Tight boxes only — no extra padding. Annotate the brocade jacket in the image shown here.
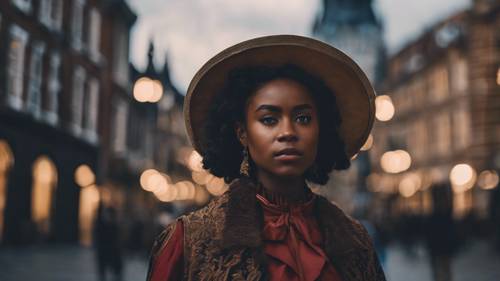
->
[146,178,386,281]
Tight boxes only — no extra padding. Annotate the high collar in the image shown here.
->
[218,178,370,259]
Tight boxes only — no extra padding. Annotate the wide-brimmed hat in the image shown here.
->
[184,35,375,158]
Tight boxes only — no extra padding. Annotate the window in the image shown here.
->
[111,97,128,154]
[83,78,99,143]
[71,0,85,51]
[27,41,46,119]
[88,8,101,62]
[112,23,130,87]
[6,24,29,111]
[11,0,32,14]
[43,52,61,125]
[453,103,471,150]
[71,66,86,136]
[31,156,58,238]
[451,57,468,94]
[434,112,451,156]
[429,66,449,103]
[39,0,63,30]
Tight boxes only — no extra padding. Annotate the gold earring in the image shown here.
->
[240,146,250,177]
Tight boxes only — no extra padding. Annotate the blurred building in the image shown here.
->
[312,0,385,213]
[369,0,500,224]
[0,0,138,245]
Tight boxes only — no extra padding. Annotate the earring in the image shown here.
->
[240,146,250,177]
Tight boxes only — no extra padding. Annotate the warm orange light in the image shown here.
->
[194,185,210,205]
[497,68,500,86]
[380,150,411,174]
[375,95,395,122]
[360,134,373,151]
[140,169,158,191]
[133,77,163,103]
[75,164,95,188]
[188,150,204,172]
[192,170,213,185]
[478,170,499,190]
[206,177,227,196]
[450,164,476,193]
[399,173,421,198]
[154,184,177,202]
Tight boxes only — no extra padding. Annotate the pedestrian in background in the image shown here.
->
[95,204,123,281]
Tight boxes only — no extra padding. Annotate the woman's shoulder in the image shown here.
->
[314,195,374,250]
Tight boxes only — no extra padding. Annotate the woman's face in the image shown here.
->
[238,78,319,180]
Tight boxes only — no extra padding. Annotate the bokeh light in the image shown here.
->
[477,170,499,190]
[399,173,421,198]
[375,95,395,122]
[380,150,412,174]
[450,163,476,193]
[206,176,227,196]
[133,77,163,103]
[74,164,95,188]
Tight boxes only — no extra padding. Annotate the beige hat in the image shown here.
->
[184,35,375,158]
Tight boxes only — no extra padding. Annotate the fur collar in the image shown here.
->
[218,178,370,258]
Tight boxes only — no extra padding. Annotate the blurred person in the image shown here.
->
[146,35,385,281]
[425,184,457,281]
[95,204,123,281]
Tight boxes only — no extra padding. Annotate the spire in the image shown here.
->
[317,0,378,27]
[145,39,156,77]
[162,51,171,84]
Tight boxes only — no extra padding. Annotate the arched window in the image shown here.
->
[75,164,99,246]
[31,156,58,237]
[0,140,14,242]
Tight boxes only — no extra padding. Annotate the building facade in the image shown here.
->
[0,0,136,245]
[369,0,500,223]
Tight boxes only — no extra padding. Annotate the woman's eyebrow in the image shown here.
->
[255,104,281,112]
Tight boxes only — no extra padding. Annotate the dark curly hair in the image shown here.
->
[201,64,350,185]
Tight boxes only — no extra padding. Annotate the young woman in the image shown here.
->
[147,35,386,281]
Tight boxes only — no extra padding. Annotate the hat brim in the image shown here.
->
[184,35,375,158]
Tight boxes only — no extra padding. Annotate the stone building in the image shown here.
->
[312,0,385,213]
[0,0,136,245]
[369,0,500,222]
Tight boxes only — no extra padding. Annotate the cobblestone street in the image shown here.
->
[0,240,499,281]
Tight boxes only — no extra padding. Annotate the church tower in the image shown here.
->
[313,0,385,84]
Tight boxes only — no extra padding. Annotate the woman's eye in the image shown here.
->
[260,116,277,125]
[296,115,311,124]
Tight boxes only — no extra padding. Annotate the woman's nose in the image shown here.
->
[277,119,298,142]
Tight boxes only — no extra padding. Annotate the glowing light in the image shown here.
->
[140,169,158,191]
[351,153,358,160]
[399,173,421,198]
[148,173,168,193]
[450,164,476,193]
[375,95,395,122]
[175,181,196,200]
[380,150,412,174]
[194,185,210,205]
[154,184,177,202]
[188,150,204,172]
[497,68,500,86]
[360,134,373,151]
[75,164,95,188]
[133,77,154,102]
[133,77,163,103]
[192,170,213,185]
[206,177,227,196]
[477,170,499,190]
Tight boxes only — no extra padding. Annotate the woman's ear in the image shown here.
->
[235,122,248,147]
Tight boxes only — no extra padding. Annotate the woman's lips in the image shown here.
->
[274,148,302,161]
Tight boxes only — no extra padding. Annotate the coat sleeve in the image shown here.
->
[146,220,184,281]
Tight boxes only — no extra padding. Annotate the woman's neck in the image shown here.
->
[255,170,307,203]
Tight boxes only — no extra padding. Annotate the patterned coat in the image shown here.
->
[147,178,386,281]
